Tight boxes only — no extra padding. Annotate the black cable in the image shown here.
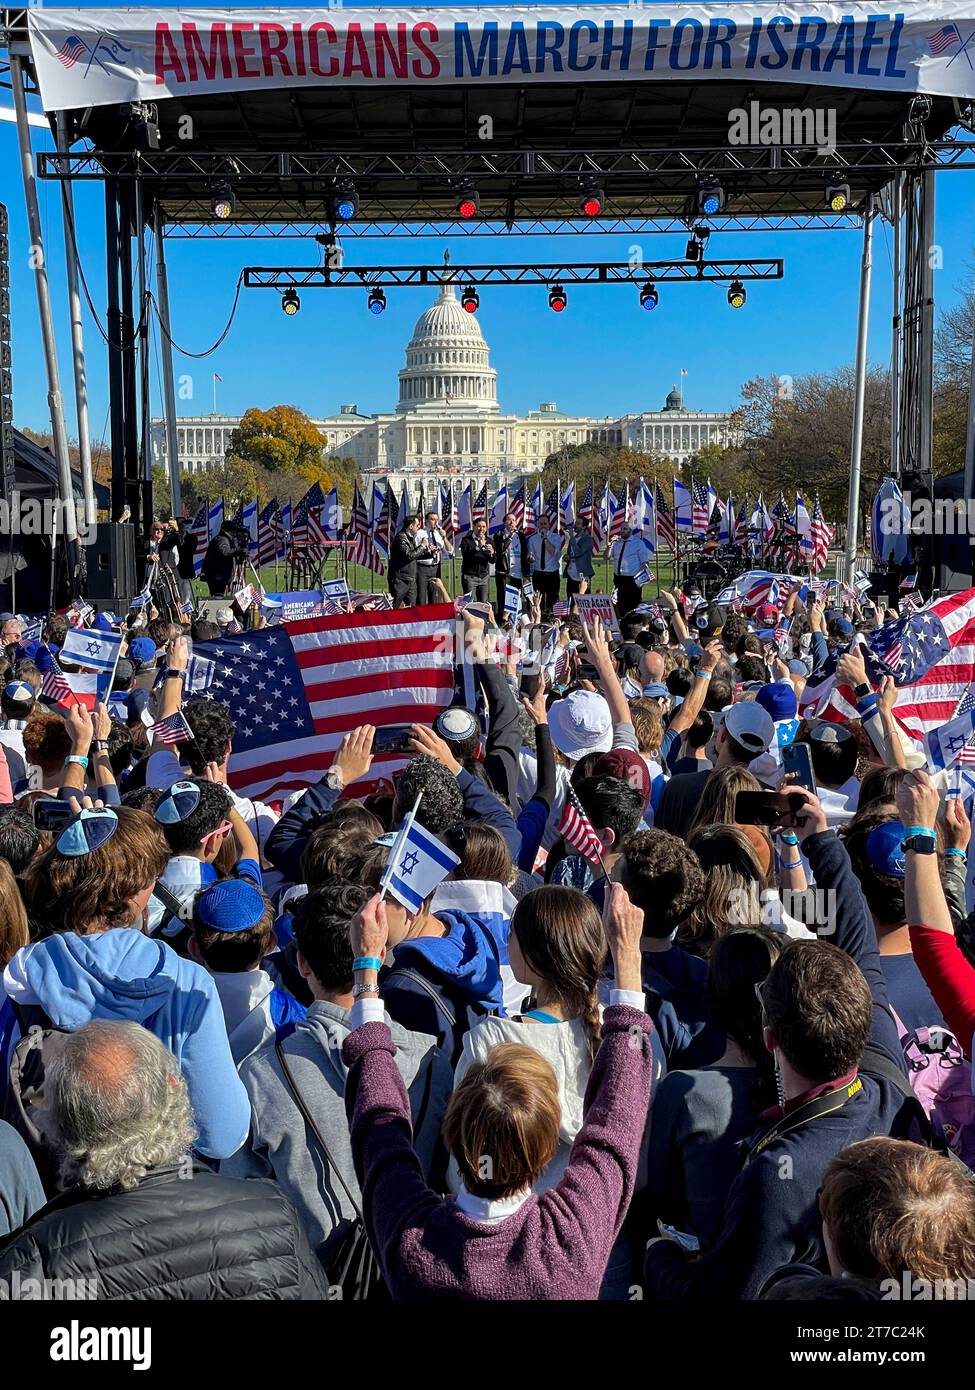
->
[147,274,244,359]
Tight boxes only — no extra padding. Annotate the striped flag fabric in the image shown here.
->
[692,480,713,536]
[40,667,98,711]
[560,480,576,529]
[277,502,292,559]
[810,494,834,573]
[457,482,473,537]
[256,500,279,568]
[152,712,194,747]
[578,480,596,532]
[188,503,209,576]
[55,34,89,67]
[930,23,962,52]
[557,786,606,870]
[351,485,381,574]
[674,477,693,532]
[543,483,560,532]
[489,480,508,534]
[372,486,392,562]
[61,626,123,676]
[208,498,224,540]
[472,482,489,527]
[188,602,461,802]
[524,480,542,537]
[867,589,975,743]
[508,479,526,530]
[655,480,676,548]
[795,492,813,555]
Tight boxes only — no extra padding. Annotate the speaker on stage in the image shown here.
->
[85,522,137,605]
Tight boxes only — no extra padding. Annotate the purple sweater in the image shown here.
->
[341,1004,655,1300]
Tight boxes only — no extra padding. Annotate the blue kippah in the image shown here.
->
[154,780,201,825]
[866,820,907,879]
[56,807,119,858]
[196,879,266,933]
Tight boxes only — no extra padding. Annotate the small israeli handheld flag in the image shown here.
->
[633,562,653,587]
[379,793,461,914]
[322,577,351,606]
[503,583,522,623]
[926,695,975,772]
[60,626,124,675]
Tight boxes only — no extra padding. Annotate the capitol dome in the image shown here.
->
[397,256,499,414]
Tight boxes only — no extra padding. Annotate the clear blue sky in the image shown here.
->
[3,0,974,446]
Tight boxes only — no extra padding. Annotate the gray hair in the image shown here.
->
[48,1020,197,1192]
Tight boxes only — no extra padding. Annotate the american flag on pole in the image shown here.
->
[592,482,608,550]
[608,481,628,542]
[508,479,526,531]
[543,483,560,532]
[350,484,380,574]
[578,479,596,532]
[557,786,606,870]
[255,500,279,568]
[692,480,713,537]
[524,481,542,537]
[655,480,676,548]
[188,603,461,802]
[472,482,489,527]
[371,485,392,564]
[188,503,209,577]
[810,494,834,574]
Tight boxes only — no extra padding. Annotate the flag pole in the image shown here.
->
[378,791,424,903]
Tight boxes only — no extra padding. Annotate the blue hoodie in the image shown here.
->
[381,908,506,1065]
[3,929,250,1159]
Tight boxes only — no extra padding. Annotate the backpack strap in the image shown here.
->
[388,966,457,1030]
[274,1040,363,1223]
[147,880,186,937]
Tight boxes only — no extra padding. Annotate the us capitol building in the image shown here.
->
[151,266,735,493]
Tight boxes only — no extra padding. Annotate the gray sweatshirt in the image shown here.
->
[223,1000,452,1264]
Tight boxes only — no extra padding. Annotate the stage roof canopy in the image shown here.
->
[5,5,975,230]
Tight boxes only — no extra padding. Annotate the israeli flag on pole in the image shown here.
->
[380,794,461,914]
[185,651,216,695]
[61,626,123,675]
[926,694,975,771]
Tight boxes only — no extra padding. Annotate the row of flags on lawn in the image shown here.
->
[186,477,835,580]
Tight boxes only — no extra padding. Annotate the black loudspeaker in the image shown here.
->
[85,522,137,604]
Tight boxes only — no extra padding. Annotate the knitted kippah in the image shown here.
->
[154,780,202,825]
[196,879,266,933]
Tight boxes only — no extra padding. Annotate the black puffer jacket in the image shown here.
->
[0,1163,329,1299]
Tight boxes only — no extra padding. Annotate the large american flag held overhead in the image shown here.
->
[189,603,461,803]
[867,588,975,743]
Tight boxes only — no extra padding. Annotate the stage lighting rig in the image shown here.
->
[334,182,359,221]
[461,285,480,313]
[368,287,387,315]
[281,288,300,316]
[697,178,725,216]
[455,183,480,219]
[548,283,567,313]
[639,282,659,311]
[727,280,746,309]
[579,182,605,217]
[211,183,235,220]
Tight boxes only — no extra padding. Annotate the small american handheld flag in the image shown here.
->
[557,786,608,875]
[152,712,193,747]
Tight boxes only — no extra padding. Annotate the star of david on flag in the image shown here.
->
[379,792,461,914]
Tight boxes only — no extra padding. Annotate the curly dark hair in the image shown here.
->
[157,777,232,855]
[43,615,67,648]
[122,786,164,814]
[617,829,705,939]
[181,699,236,773]
[292,879,370,992]
[106,719,134,776]
[394,754,464,835]
[720,611,748,651]
[300,803,384,885]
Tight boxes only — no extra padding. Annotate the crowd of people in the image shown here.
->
[0,566,974,1305]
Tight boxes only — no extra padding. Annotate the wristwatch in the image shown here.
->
[902,834,937,855]
[161,667,186,681]
[93,739,109,752]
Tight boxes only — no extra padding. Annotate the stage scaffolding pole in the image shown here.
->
[55,112,96,541]
[844,195,875,576]
[889,175,903,481]
[963,321,975,520]
[153,206,182,517]
[10,56,79,586]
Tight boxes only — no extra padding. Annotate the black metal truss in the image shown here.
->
[243,258,783,290]
[163,211,862,238]
[38,141,975,183]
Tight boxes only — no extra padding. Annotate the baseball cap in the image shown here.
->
[866,820,906,879]
[196,879,267,933]
[834,618,855,637]
[758,603,779,624]
[593,748,652,809]
[723,700,775,755]
[128,636,157,666]
[547,690,613,764]
[215,606,235,626]
[92,612,115,632]
[787,659,809,677]
[113,657,134,685]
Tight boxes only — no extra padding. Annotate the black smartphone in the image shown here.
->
[371,725,414,755]
[735,790,806,827]
[33,799,79,832]
[781,741,817,795]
